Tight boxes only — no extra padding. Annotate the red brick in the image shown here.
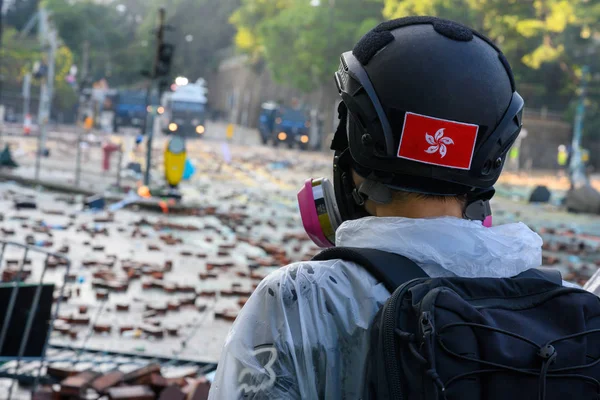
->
[215,311,238,322]
[141,324,164,338]
[122,364,161,385]
[167,300,181,311]
[107,385,154,400]
[91,371,124,394]
[159,385,186,400]
[93,324,111,333]
[60,370,99,396]
[120,325,135,334]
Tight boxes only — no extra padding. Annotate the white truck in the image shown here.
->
[160,79,208,138]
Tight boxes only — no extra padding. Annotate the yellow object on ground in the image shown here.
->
[557,150,568,166]
[164,136,186,187]
[582,149,590,163]
[84,116,93,131]
[137,185,151,198]
[226,124,235,140]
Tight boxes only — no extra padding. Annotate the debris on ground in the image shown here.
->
[30,362,211,400]
[565,185,600,215]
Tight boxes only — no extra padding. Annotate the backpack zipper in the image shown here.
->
[382,279,422,399]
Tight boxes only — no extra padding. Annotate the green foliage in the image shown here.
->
[0,27,77,111]
[44,0,150,86]
[162,0,241,80]
[0,28,40,82]
[382,0,600,137]
[230,0,294,61]
[231,0,384,92]
[229,0,600,135]
[4,0,599,136]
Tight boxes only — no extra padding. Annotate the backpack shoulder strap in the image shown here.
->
[312,247,428,292]
[514,267,563,285]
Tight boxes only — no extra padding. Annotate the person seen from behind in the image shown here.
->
[209,17,599,400]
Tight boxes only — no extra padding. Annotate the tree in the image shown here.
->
[43,0,151,86]
[161,0,241,80]
[230,0,294,63]
[5,0,40,32]
[43,0,241,88]
[382,0,600,136]
[0,26,76,112]
[0,27,39,87]
[230,0,384,92]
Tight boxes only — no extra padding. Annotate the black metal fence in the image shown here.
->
[0,240,71,398]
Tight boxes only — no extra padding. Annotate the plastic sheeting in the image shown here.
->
[209,217,544,399]
[183,158,196,180]
[337,217,543,278]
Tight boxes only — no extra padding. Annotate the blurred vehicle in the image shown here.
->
[271,106,312,150]
[160,80,208,138]
[4,108,18,123]
[258,101,279,144]
[113,90,158,132]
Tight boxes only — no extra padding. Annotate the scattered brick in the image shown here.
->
[91,371,125,394]
[60,370,99,397]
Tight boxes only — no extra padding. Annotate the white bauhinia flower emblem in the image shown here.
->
[425,128,454,158]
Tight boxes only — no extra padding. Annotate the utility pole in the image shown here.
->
[75,40,90,187]
[569,65,590,189]
[324,0,335,151]
[327,0,334,56]
[322,0,335,151]
[143,7,166,186]
[22,73,31,131]
[34,8,57,182]
[0,0,4,109]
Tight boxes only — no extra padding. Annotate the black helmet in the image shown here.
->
[332,16,523,209]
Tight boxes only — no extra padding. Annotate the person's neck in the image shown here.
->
[374,199,463,219]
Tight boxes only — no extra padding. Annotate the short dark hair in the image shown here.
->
[392,190,467,207]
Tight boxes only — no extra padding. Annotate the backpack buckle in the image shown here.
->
[537,344,556,361]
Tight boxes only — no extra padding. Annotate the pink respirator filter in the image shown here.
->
[298,179,335,248]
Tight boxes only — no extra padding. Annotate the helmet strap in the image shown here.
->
[355,178,394,205]
[463,188,495,222]
[464,199,492,222]
[330,102,349,151]
[334,149,371,221]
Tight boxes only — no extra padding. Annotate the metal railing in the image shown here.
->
[0,240,218,399]
[0,127,135,194]
[0,240,71,398]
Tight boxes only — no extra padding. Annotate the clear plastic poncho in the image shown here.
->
[208,217,544,399]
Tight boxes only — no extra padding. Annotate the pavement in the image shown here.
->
[0,123,330,399]
[1,122,600,398]
[0,121,329,203]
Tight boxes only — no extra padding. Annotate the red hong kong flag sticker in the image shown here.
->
[397,112,479,170]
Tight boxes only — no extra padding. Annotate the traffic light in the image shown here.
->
[158,79,170,95]
[155,43,175,77]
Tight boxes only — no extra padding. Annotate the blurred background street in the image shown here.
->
[0,0,598,398]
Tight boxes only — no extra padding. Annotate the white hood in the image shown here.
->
[336,216,543,278]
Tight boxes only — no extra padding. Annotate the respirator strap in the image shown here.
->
[464,187,495,222]
[464,199,492,221]
[356,179,393,205]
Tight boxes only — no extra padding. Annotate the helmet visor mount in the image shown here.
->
[335,51,396,158]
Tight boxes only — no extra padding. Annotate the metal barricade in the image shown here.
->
[0,240,219,398]
[0,240,71,399]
